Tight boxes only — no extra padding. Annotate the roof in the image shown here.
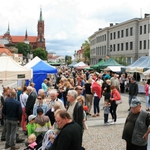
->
[11,36,37,43]
[0,44,13,56]
[99,58,122,69]
[125,56,150,72]
[91,60,105,68]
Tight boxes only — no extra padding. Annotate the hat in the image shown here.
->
[130,97,141,108]
[37,107,44,114]
[28,115,36,122]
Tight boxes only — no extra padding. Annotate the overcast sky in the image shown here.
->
[0,0,150,58]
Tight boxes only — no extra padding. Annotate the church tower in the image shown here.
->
[37,7,46,50]
[3,23,11,41]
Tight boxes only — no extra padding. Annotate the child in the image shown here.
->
[26,115,36,136]
[103,100,110,125]
[34,107,51,136]
[24,134,37,150]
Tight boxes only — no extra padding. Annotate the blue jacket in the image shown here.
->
[2,97,22,121]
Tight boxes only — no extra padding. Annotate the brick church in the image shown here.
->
[0,8,46,50]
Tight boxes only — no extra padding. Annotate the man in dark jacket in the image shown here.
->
[122,97,150,150]
[2,89,22,150]
[49,110,82,150]
[128,77,138,111]
[26,86,37,119]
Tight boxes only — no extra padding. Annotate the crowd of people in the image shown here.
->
[1,67,150,150]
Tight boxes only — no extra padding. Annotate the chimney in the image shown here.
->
[99,28,102,30]
[110,23,113,27]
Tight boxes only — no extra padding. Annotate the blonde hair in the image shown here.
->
[28,134,36,142]
[77,95,85,106]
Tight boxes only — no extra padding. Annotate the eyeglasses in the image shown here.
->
[37,98,42,100]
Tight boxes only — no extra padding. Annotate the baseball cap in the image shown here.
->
[130,97,141,108]
[28,115,36,122]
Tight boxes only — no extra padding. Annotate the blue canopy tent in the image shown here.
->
[25,57,57,92]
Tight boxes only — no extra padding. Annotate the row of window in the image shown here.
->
[110,27,133,40]
[110,42,133,51]
[91,24,150,46]
[91,40,150,55]
[96,34,106,43]
[139,40,150,49]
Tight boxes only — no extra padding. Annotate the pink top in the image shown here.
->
[29,142,37,149]
[145,84,149,96]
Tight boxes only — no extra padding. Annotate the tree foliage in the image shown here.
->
[32,48,48,60]
[65,55,72,65]
[113,55,127,66]
[16,43,31,57]
[82,39,90,64]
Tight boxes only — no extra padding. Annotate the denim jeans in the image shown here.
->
[129,95,134,105]
[145,95,150,108]
[104,114,108,123]
[93,96,100,114]
[6,119,17,147]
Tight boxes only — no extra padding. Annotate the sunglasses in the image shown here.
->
[78,89,83,90]
[37,98,42,100]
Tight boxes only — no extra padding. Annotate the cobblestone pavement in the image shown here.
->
[0,93,146,150]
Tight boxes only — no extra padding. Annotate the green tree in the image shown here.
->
[113,55,127,66]
[65,55,72,65]
[32,48,48,60]
[82,39,90,64]
[16,43,31,57]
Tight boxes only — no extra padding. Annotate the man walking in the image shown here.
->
[128,77,138,111]
[2,89,22,150]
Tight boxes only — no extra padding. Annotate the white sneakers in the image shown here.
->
[110,121,116,125]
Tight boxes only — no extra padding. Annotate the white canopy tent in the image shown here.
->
[143,69,150,76]
[0,56,32,80]
[104,66,124,72]
[73,61,87,68]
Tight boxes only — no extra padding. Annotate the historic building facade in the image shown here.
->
[89,14,150,65]
[0,8,46,50]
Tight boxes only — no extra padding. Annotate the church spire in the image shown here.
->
[25,28,28,40]
[6,23,10,34]
[8,23,10,33]
[39,6,43,21]
[24,28,29,44]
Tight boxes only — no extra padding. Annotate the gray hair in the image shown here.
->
[27,86,33,91]
[68,90,78,99]
[49,89,58,95]
[53,101,61,110]
[38,89,45,95]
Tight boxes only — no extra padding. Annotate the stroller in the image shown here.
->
[24,133,44,150]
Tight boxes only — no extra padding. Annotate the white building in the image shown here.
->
[89,14,150,65]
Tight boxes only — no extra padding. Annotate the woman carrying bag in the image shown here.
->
[109,85,121,124]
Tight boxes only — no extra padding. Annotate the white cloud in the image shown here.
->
[0,0,150,57]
